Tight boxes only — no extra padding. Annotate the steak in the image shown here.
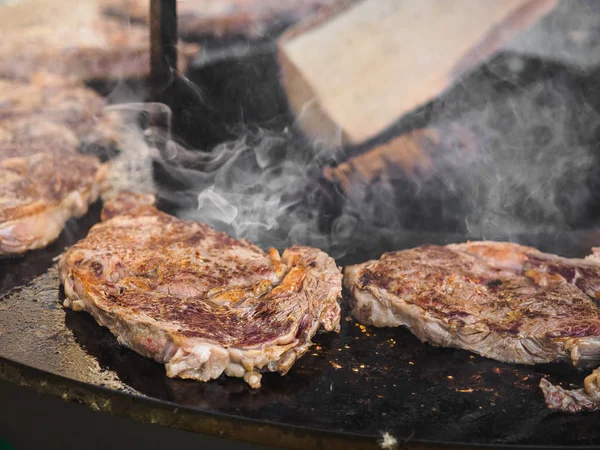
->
[0,75,120,152]
[3,118,79,151]
[540,371,600,413]
[0,150,107,256]
[0,76,104,126]
[344,241,600,367]
[59,192,342,388]
[0,74,115,256]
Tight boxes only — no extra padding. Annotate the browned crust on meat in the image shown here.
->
[0,151,107,255]
[0,153,105,221]
[0,76,104,121]
[0,71,114,257]
[100,191,157,221]
[1,118,79,151]
[59,196,341,387]
[344,241,600,368]
[0,75,122,151]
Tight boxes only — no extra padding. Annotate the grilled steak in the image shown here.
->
[0,151,107,256]
[0,76,103,126]
[59,192,342,388]
[540,372,600,413]
[0,18,199,82]
[4,118,79,150]
[344,241,600,368]
[0,75,111,255]
[0,75,120,151]
[0,125,13,144]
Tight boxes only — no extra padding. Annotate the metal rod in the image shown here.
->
[150,0,178,101]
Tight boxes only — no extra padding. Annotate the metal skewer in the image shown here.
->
[150,0,178,102]
[149,0,178,152]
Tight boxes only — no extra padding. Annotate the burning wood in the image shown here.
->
[323,125,476,195]
[278,0,558,146]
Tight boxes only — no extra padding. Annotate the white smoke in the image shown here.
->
[99,101,168,199]
[154,125,353,256]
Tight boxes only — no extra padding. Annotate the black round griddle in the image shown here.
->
[2,204,600,450]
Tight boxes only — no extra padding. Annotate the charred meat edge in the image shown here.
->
[59,245,341,388]
[540,368,600,413]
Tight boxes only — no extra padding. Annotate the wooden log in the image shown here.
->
[323,125,476,194]
[278,0,558,146]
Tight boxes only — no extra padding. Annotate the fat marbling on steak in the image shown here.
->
[59,193,342,388]
[344,241,600,368]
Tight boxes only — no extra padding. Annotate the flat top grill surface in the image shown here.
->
[2,204,600,449]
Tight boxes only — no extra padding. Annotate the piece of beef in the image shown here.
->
[0,151,107,256]
[0,18,200,82]
[344,241,600,368]
[0,125,13,144]
[540,371,600,413]
[0,75,104,126]
[0,75,120,152]
[6,118,79,150]
[58,192,342,388]
[0,74,113,256]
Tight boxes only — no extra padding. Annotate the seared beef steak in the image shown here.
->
[0,75,120,151]
[0,151,106,256]
[0,75,112,256]
[59,193,342,388]
[540,371,600,413]
[344,241,600,368]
